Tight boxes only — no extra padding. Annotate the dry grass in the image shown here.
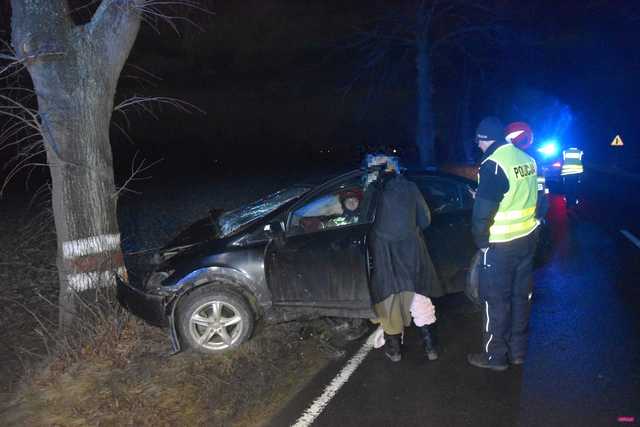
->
[0,194,58,398]
[3,307,332,427]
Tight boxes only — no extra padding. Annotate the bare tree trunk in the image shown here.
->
[460,63,474,163]
[416,39,434,167]
[11,0,141,326]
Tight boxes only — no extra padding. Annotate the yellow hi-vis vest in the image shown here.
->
[561,147,584,175]
[480,144,539,243]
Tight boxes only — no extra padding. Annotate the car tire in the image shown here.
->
[176,286,254,354]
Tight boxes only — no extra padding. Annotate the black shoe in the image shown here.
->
[417,325,439,361]
[384,333,402,362]
[467,353,508,371]
[509,355,525,365]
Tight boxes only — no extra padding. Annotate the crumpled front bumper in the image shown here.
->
[116,276,169,327]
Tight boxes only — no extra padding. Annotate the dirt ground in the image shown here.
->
[0,172,349,426]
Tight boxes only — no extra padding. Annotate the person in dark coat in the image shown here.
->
[367,154,443,362]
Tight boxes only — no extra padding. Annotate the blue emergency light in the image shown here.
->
[537,140,559,157]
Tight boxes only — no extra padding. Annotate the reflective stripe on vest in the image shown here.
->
[494,206,536,221]
[481,144,539,243]
[561,165,584,175]
[490,217,539,240]
[562,148,583,175]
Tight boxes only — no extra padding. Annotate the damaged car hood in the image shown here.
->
[157,186,311,261]
[166,209,223,249]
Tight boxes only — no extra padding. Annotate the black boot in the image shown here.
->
[467,353,508,371]
[383,333,402,362]
[418,325,439,361]
[508,354,525,365]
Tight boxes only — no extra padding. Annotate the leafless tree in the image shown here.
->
[345,0,502,167]
[5,0,207,326]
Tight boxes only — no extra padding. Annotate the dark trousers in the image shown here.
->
[479,229,538,364]
[563,174,581,207]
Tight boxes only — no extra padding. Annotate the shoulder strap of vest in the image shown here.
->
[482,150,509,177]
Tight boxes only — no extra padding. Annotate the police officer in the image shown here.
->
[505,121,550,221]
[467,117,540,371]
[561,147,584,208]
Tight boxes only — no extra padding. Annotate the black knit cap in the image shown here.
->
[476,116,504,144]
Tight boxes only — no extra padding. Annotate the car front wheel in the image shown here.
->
[176,286,254,353]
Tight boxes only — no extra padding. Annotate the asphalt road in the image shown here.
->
[269,171,640,427]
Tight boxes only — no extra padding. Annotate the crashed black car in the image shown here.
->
[117,168,480,353]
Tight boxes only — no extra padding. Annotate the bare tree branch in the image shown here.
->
[1,148,48,197]
[110,95,204,148]
[0,42,64,79]
[133,0,214,35]
[120,63,163,88]
[10,0,72,66]
[114,95,205,116]
[87,0,144,77]
[111,121,136,145]
[430,25,501,52]
[113,151,163,198]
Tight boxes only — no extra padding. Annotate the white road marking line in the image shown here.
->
[620,229,640,250]
[292,332,375,427]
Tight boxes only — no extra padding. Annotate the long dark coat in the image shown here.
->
[370,174,444,304]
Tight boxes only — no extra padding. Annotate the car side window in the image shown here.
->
[288,174,374,234]
[412,176,464,215]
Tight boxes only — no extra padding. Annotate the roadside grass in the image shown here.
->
[3,288,333,426]
[0,196,59,399]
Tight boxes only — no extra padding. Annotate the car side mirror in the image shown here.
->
[264,221,286,243]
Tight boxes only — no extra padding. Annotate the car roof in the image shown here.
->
[295,167,477,189]
[405,169,477,186]
[294,166,383,188]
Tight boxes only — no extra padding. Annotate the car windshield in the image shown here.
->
[218,186,311,237]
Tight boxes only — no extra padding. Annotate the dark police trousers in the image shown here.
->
[479,229,539,364]
[563,174,581,208]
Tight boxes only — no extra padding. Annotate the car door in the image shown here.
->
[409,175,477,293]
[264,171,378,318]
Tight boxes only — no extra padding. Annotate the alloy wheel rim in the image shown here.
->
[189,300,244,350]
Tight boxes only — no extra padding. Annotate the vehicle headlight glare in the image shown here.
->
[537,140,559,157]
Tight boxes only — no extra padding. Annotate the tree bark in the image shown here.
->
[415,38,434,167]
[11,0,142,326]
[460,63,474,163]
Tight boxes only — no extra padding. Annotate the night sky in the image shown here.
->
[0,0,638,191]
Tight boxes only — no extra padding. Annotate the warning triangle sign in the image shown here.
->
[611,135,624,146]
